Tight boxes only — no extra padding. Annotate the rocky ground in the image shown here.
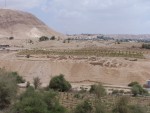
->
[0,38,149,88]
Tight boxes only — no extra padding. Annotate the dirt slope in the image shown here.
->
[0,9,62,39]
[0,52,149,87]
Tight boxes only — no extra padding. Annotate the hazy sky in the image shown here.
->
[0,0,150,34]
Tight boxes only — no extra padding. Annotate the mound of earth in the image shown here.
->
[0,9,62,39]
[0,52,150,87]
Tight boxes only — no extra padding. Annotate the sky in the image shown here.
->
[0,0,150,34]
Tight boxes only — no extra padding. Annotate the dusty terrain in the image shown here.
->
[0,39,149,88]
[0,9,62,39]
[0,9,150,88]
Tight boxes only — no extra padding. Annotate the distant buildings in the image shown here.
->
[0,45,9,48]
[68,34,150,42]
[143,80,150,88]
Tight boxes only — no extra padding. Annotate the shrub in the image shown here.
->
[26,54,30,58]
[28,39,33,44]
[79,87,87,93]
[74,100,92,113]
[128,81,139,87]
[13,88,49,113]
[26,81,30,88]
[128,81,148,96]
[39,36,49,42]
[112,90,124,95]
[90,84,106,98]
[0,70,17,109]
[33,77,41,89]
[89,85,96,93]
[9,37,14,40]
[131,85,140,96]
[95,101,107,113]
[12,87,66,113]
[113,96,146,113]
[112,90,119,95]
[142,43,150,49]
[67,38,71,43]
[74,93,81,99]
[117,41,120,44]
[131,84,148,96]
[129,105,146,113]
[8,72,25,83]
[113,96,130,113]
[63,40,66,43]
[15,96,48,113]
[50,36,56,40]
[119,90,124,94]
[49,74,71,92]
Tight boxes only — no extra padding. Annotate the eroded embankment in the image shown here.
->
[0,54,149,86]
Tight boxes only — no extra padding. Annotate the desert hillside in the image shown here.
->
[0,9,149,88]
[0,9,62,39]
[0,47,149,87]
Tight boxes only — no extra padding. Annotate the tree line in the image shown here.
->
[0,68,149,113]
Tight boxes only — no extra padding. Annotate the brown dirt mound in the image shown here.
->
[0,9,62,39]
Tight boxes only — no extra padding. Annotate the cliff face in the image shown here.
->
[0,9,61,39]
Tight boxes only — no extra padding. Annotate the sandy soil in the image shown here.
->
[0,50,149,87]
[0,9,150,89]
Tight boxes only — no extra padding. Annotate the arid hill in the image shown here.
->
[0,9,61,39]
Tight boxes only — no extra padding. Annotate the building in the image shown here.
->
[0,45,10,48]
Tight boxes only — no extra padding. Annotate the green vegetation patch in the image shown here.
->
[0,69,18,109]
[142,43,150,49]
[49,74,71,92]
[12,87,66,113]
[18,49,144,59]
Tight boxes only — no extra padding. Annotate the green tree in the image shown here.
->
[131,85,140,96]
[13,89,48,113]
[12,87,66,113]
[49,74,71,92]
[39,36,49,42]
[74,100,93,113]
[0,70,17,109]
[131,84,148,96]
